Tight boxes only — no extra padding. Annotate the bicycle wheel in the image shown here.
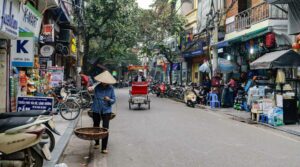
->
[59,100,81,120]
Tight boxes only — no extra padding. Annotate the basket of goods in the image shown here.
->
[74,127,108,140]
[87,110,116,120]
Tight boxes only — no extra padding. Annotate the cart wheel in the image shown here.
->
[129,102,132,110]
[148,102,150,110]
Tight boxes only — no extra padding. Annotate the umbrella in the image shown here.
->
[217,58,236,73]
[199,61,211,73]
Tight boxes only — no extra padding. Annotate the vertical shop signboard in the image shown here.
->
[0,0,19,39]
[48,67,64,87]
[19,3,42,38]
[11,32,35,67]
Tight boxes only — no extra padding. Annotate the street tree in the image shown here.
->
[83,0,140,72]
[137,0,185,83]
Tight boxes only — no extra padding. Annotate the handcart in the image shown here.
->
[129,82,150,109]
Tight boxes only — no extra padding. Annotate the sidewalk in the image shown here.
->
[201,105,300,137]
[43,112,80,167]
[57,110,96,167]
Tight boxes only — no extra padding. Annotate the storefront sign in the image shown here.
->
[19,3,42,38]
[41,24,54,42]
[48,67,64,87]
[70,36,77,55]
[0,0,19,39]
[128,65,148,71]
[40,45,54,57]
[17,96,54,112]
[11,32,35,67]
[39,57,50,70]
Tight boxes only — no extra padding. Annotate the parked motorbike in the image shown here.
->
[157,82,167,98]
[149,81,160,95]
[0,115,52,167]
[0,110,59,152]
[198,86,209,105]
[184,85,197,107]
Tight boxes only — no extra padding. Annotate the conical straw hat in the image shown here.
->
[94,71,117,84]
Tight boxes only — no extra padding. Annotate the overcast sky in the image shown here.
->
[136,0,154,9]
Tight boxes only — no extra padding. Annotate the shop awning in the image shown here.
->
[214,27,270,48]
[266,0,295,4]
[250,50,300,69]
[182,41,205,58]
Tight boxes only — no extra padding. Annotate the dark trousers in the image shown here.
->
[93,112,111,150]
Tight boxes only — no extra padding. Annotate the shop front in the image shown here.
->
[8,2,57,112]
[248,49,300,126]
[0,0,20,112]
[182,40,206,84]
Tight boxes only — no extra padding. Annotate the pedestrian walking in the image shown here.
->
[88,71,117,154]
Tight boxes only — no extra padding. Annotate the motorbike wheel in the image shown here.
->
[41,129,55,152]
[60,101,81,120]
[148,102,150,110]
[30,149,44,167]
[129,102,132,110]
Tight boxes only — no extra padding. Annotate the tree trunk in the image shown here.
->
[169,62,173,84]
[82,36,90,73]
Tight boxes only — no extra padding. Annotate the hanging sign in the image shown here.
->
[41,24,54,42]
[19,3,42,38]
[0,0,20,39]
[11,32,35,67]
[40,45,55,57]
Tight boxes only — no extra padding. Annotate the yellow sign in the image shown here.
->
[70,37,77,54]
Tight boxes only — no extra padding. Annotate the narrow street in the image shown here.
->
[61,88,300,167]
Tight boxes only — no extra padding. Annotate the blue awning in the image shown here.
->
[216,41,229,49]
[182,41,205,58]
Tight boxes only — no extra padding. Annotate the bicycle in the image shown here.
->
[66,88,92,109]
[47,89,81,120]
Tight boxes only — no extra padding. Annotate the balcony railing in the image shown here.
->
[226,2,288,34]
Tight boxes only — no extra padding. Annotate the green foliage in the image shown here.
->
[136,0,185,58]
[83,0,185,70]
[84,0,140,67]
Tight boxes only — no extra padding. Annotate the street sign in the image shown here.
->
[17,96,54,112]
[11,32,35,67]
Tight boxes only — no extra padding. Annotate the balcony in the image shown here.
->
[226,2,288,34]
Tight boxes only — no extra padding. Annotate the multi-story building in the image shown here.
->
[215,0,290,80]
[0,0,81,112]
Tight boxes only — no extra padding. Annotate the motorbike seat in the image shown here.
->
[0,117,35,133]
[0,110,50,119]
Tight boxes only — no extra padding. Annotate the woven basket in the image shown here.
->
[87,110,116,120]
[74,127,108,140]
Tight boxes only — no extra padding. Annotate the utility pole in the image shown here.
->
[211,0,219,76]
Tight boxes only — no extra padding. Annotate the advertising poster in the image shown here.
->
[48,67,64,87]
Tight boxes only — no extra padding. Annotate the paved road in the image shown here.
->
[62,88,300,167]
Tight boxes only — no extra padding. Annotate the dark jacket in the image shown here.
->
[134,75,146,82]
[91,85,116,114]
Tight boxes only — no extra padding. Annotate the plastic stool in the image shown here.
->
[207,93,220,108]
